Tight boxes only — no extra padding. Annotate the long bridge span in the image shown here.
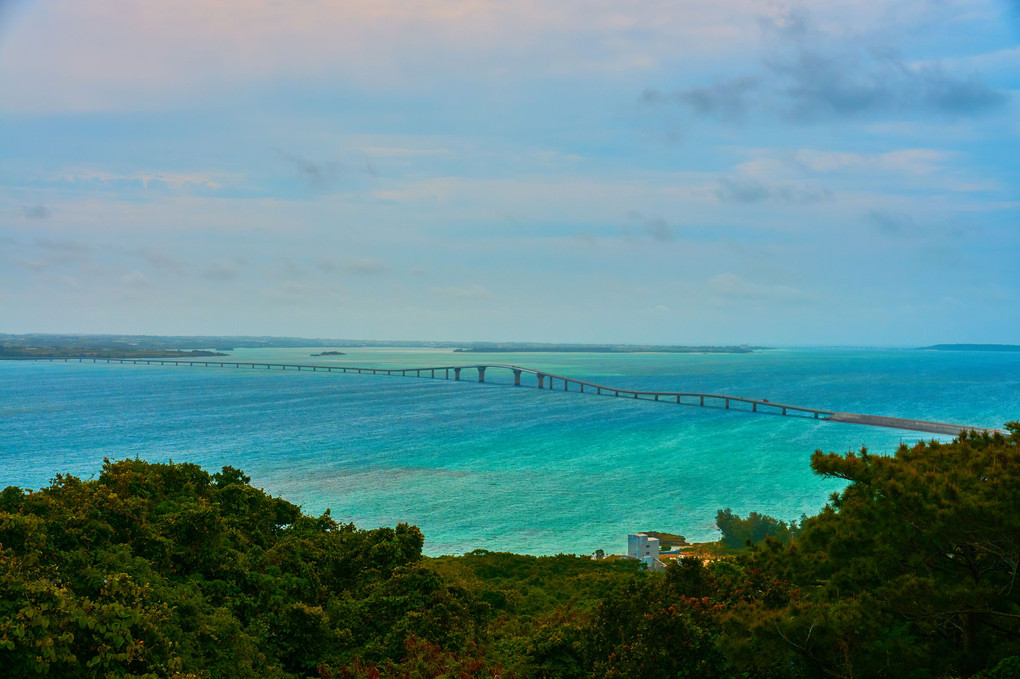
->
[11,357,1005,437]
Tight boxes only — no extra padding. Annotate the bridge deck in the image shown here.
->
[7,357,1004,437]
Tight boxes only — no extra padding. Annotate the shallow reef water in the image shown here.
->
[2,347,1017,556]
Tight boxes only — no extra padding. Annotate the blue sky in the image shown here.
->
[1,0,1018,345]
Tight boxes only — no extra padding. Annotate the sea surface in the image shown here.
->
[2,347,1018,556]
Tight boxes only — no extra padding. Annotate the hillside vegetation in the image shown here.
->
[2,425,1019,677]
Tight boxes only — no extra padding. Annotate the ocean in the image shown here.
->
[2,347,1017,556]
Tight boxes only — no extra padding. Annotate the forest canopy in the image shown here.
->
[2,424,1019,678]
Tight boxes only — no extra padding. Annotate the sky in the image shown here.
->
[0,0,1018,346]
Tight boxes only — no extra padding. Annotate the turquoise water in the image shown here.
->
[2,348,1018,556]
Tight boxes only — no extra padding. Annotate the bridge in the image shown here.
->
[10,357,1005,437]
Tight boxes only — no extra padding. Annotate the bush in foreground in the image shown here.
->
[2,423,1019,677]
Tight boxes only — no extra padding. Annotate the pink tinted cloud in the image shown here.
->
[0,0,769,111]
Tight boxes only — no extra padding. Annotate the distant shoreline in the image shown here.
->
[923,344,1020,353]
[0,333,762,354]
[453,345,757,354]
[0,348,228,359]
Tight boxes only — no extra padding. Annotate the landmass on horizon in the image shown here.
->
[4,335,1017,358]
[923,344,1020,352]
[0,333,762,355]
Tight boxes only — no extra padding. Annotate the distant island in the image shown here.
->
[0,346,228,359]
[0,334,762,354]
[311,350,346,356]
[454,343,758,354]
[923,344,1020,352]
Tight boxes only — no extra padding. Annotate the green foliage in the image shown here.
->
[3,425,1019,678]
[0,458,475,678]
[972,656,1020,679]
[716,508,800,549]
[722,425,1020,678]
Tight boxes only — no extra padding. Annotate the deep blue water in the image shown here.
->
[2,347,1017,555]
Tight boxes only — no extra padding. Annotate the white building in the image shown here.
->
[628,533,665,571]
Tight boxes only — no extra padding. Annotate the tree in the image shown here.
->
[722,425,1020,678]
[715,508,799,549]
[0,458,479,678]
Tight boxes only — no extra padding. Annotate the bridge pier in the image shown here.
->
[54,359,987,435]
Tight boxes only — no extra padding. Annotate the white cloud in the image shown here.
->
[202,260,241,282]
[49,168,227,190]
[345,259,388,275]
[0,0,897,112]
[429,284,492,300]
[119,270,150,288]
[707,273,817,302]
[795,148,949,175]
[364,146,453,159]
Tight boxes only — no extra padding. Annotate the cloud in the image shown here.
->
[768,48,1007,121]
[714,179,770,204]
[714,178,831,205]
[0,0,769,113]
[707,272,816,302]
[120,270,151,288]
[794,148,947,175]
[642,76,760,122]
[10,239,93,274]
[138,249,186,273]
[23,204,50,219]
[345,258,388,275]
[277,151,342,191]
[314,258,340,274]
[429,284,492,300]
[866,210,918,237]
[364,146,452,158]
[626,210,674,241]
[644,9,1008,125]
[202,260,241,281]
[34,238,91,253]
[49,169,224,191]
